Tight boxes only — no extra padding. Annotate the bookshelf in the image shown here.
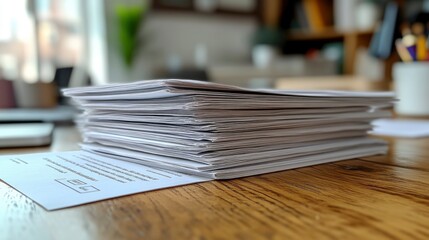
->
[260,0,397,87]
[286,28,375,75]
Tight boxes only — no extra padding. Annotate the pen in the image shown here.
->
[395,39,413,62]
[412,22,427,61]
[401,22,417,60]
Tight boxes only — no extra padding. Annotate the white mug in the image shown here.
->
[252,45,277,69]
[393,62,429,116]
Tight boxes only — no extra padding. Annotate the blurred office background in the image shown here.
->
[0,0,428,110]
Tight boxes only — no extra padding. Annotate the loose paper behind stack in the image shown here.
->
[63,79,394,179]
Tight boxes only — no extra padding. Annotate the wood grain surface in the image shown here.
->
[1,126,429,240]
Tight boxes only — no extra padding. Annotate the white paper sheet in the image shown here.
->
[0,151,209,210]
[371,119,429,138]
[63,79,395,98]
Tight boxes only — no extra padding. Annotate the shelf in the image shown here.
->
[276,75,390,91]
[152,0,261,18]
[283,27,376,75]
[286,28,374,41]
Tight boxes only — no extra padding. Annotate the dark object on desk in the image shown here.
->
[53,67,74,104]
[54,67,73,88]
[0,123,54,148]
[0,78,16,108]
[369,2,400,59]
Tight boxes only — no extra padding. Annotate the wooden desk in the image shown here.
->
[1,126,429,239]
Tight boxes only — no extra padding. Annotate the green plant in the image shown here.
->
[116,4,147,67]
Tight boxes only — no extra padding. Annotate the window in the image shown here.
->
[0,0,84,83]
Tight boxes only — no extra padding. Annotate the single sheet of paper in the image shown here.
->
[0,151,209,210]
[371,119,429,138]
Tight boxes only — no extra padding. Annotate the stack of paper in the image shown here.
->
[63,79,394,179]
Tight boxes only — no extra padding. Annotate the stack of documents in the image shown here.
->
[63,79,394,179]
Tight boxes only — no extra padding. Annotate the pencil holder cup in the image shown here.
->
[13,81,58,108]
[393,62,429,116]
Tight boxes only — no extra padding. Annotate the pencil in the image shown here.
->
[412,23,427,61]
[395,39,413,62]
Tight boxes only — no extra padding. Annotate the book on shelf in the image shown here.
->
[293,0,333,32]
